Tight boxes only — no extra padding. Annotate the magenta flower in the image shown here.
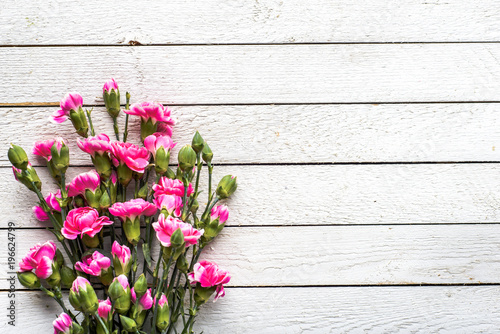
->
[154,293,168,308]
[61,207,113,240]
[67,170,100,197]
[98,298,112,319]
[188,260,231,301]
[110,141,150,173]
[77,133,112,157]
[50,93,83,124]
[144,134,176,158]
[19,241,57,279]
[153,177,194,198]
[124,102,174,125]
[112,241,132,275]
[103,78,118,93]
[75,251,111,276]
[156,122,173,137]
[153,214,203,248]
[210,205,229,224]
[153,194,183,217]
[32,206,49,221]
[53,312,73,334]
[46,191,63,212]
[32,137,65,161]
[109,198,157,222]
[131,287,154,311]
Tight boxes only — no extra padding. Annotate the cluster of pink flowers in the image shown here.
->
[10,78,237,334]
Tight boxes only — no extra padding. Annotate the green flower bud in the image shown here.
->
[165,168,176,179]
[51,141,70,174]
[13,164,42,192]
[99,190,111,210]
[60,266,76,289]
[154,146,170,175]
[8,144,29,170]
[190,199,199,214]
[104,87,121,118]
[119,315,137,332]
[17,271,40,289]
[191,131,205,154]
[133,274,148,298]
[69,277,99,314]
[92,154,113,180]
[137,184,149,200]
[216,175,237,199]
[46,263,61,287]
[109,276,131,315]
[177,145,196,172]
[176,254,189,274]
[170,228,185,248]
[69,107,89,138]
[140,118,157,142]
[201,142,213,163]
[73,323,84,334]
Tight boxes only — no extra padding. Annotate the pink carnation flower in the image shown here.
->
[19,240,57,279]
[32,206,49,221]
[61,207,113,239]
[153,177,194,198]
[156,122,173,137]
[188,260,231,301]
[75,251,111,276]
[50,92,83,124]
[109,198,157,222]
[210,205,229,224]
[131,287,154,311]
[154,293,168,308]
[53,312,73,334]
[110,141,150,173]
[153,194,183,217]
[98,298,112,319]
[67,170,100,197]
[33,190,63,221]
[32,137,65,161]
[124,102,174,125]
[144,134,176,158]
[103,78,118,93]
[77,134,112,157]
[71,276,92,293]
[152,214,203,248]
[111,241,132,272]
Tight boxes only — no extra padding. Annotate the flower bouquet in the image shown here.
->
[8,79,237,334]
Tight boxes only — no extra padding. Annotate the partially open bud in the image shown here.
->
[69,277,99,314]
[69,106,89,138]
[191,131,205,154]
[178,145,196,172]
[119,315,137,332]
[112,241,132,276]
[216,175,237,199]
[103,78,121,118]
[155,294,170,331]
[201,142,213,163]
[8,144,29,170]
[51,140,70,174]
[109,275,131,315]
[17,271,40,289]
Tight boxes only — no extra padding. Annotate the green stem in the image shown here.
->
[123,92,130,142]
[131,244,138,283]
[86,108,95,136]
[94,313,110,334]
[112,117,120,141]
[41,286,76,320]
[208,163,213,201]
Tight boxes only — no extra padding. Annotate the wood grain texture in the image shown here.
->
[1,0,500,44]
[3,287,500,332]
[3,225,500,288]
[2,103,500,165]
[3,164,500,228]
[2,44,500,104]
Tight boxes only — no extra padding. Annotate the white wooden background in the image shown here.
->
[1,1,500,333]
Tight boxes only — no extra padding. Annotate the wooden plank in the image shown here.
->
[3,225,500,288]
[2,0,500,44]
[3,286,500,332]
[2,103,500,165]
[1,44,500,104]
[3,164,500,228]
